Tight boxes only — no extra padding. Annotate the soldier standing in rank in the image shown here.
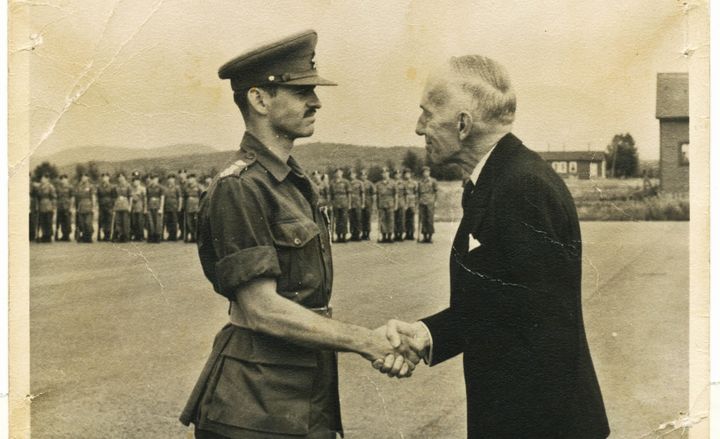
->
[312,170,331,221]
[375,167,397,243]
[36,174,57,243]
[329,168,350,243]
[177,169,188,241]
[29,176,40,241]
[183,173,202,243]
[130,172,147,242]
[347,169,365,241]
[162,173,182,241]
[359,169,374,241]
[96,173,115,241]
[112,173,132,242]
[402,168,418,241]
[417,165,438,243]
[393,169,407,241]
[74,172,96,243]
[54,174,74,241]
[202,175,213,192]
[146,174,165,243]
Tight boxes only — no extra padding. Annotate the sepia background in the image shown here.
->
[9,1,711,438]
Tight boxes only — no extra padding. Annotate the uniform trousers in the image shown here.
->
[404,206,416,237]
[113,211,131,242]
[185,211,198,242]
[164,211,179,241]
[131,212,145,241]
[360,207,372,235]
[38,212,53,242]
[419,204,435,234]
[333,208,348,237]
[378,208,394,234]
[147,209,163,241]
[77,212,93,242]
[29,211,38,241]
[348,208,361,238]
[99,208,113,240]
[56,208,72,240]
[393,208,405,235]
[178,208,186,239]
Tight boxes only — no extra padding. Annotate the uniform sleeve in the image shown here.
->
[207,178,282,298]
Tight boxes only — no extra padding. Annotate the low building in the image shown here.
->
[539,151,606,180]
[656,72,689,195]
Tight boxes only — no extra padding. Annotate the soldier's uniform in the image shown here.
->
[375,175,396,243]
[130,177,147,241]
[96,176,115,241]
[418,168,438,243]
[403,173,418,241]
[36,178,56,242]
[347,175,364,241]
[360,175,374,240]
[183,178,203,243]
[75,178,95,243]
[393,173,406,241]
[163,178,182,241]
[146,179,164,243]
[54,177,74,241]
[112,178,132,242]
[29,179,40,241]
[177,170,188,240]
[329,175,350,242]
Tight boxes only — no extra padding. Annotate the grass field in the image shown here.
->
[29,222,689,438]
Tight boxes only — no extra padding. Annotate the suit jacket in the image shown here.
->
[422,133,609,438]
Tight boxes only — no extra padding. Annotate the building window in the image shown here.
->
[568,161,578,174]
[679,142,689,166]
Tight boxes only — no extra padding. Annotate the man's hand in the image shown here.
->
[364,326,419,378]
[373,319,431,377]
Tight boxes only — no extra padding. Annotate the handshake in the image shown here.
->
[364,319,432,379]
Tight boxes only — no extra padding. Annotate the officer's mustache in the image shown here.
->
[304,109,317,118]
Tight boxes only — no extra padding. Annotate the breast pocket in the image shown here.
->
[271,218,321,295]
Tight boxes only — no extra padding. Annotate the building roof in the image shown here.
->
[538,151,605,162]
[656,72,688,119]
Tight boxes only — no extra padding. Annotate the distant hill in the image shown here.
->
[51,142,425,178]
[32,143,219,168]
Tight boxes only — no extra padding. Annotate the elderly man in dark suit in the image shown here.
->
[378,55,610,438]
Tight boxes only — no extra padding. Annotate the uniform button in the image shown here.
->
[293,237,302,246]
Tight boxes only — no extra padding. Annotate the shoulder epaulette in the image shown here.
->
[218,159,250,179]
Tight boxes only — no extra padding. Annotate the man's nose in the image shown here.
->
[308,92,322,109]
[415,115,425,136]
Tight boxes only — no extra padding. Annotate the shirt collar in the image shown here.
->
[469,141,499,185]
[240,132,293,182]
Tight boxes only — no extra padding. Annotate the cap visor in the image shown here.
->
[282,75,337,86]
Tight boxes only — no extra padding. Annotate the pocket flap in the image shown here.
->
[271,219,320,247]
[222,327,317,367]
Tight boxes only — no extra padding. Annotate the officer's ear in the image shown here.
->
[247,87,271,116]
[457,111,473,141]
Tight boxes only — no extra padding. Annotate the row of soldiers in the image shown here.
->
[29,170,209,244]
[315,166,438,243]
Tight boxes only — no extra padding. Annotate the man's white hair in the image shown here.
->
[447,55,516,125]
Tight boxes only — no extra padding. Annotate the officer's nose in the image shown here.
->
[308,91,322,110]
[415,114,426,136]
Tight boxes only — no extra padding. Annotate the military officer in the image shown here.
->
[180,30,415,439]
[75,172,96,243]
[54,174,74,241]
[347,169,365,241]
[162,173,182,241]
[36,174,56,243]
[183,173,202,243]
[417,166,438,243]
[329,168,350,243]
[393,169,406,241]
[130,172,147,241]
[375,167,397,243]
[402,168,418,241]
[359,169,374,240]
[177,169,188,240]
[29,176,40,241]
[146,174,165,243]
[96,173,115,241]
[112,173,132,242]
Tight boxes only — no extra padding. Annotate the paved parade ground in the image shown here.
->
[29,222,689,438]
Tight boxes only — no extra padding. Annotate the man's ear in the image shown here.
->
[457,112,473,140]
[247,87,271,115]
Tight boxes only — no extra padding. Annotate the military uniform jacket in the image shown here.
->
[361,179,375,208]
[420,134,609,438]
[329,178,350,209]
[75,182,95,213]
[184,183,202,213]
[375,180,396,209]
[96,182,115,210]
[182,133,340,437]
[404,179,418,206]
[30,182,40,212]
[348,178,364,209]
[55,182,74,211]
[37,182,56,213]
[146,183,163,210]
[130,185,146,212]
[418,177,438,205]
[315,181,330,207]
[394,179,407,209]
[162,184,181,212]
[113,183,132,211]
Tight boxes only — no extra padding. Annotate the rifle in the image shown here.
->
[54,210,59,241]
[74,210,80,242]
[416,204,420,242]
[183,210,189,243]
[34,198,41,243]
[110,210,116,242]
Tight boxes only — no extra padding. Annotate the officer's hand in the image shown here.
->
[369,326,420,378]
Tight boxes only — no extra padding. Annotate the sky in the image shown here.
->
[22,0,691,160]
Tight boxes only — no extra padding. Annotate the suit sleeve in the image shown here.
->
[205,178,282,299]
